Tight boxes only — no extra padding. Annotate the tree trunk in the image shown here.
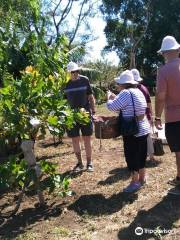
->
[130,51,136,69]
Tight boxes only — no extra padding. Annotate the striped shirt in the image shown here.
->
[106,88,150,136]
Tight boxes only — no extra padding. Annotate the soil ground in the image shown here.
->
[0,104,180,240]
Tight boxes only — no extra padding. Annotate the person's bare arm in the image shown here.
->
[147,102,153,115]
[155,92,166,129]
[147,102,153,124]
[88,94,96,114]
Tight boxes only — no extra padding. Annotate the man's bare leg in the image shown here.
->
[82,136,93,171]
[71,137,83,170]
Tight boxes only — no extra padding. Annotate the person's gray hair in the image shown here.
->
[124,83,137,89]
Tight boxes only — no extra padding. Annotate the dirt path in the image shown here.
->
[0,135,180,240]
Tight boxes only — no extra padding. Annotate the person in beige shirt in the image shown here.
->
[155,35,180,194]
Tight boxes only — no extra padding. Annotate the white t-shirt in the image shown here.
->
[106,88,150,137]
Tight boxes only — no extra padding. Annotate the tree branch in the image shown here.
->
[129,1,152,68]
[69,0,87,46]
[55,0,74,37]
[52,0,62,37]
[133,1,151,51]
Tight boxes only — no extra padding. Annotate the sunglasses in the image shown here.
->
[71,70,79,74]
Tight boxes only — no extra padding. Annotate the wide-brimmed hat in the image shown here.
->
[131,69,143,82]
[114,70,137,85]
[67,62,80,72]
[157,36,180,53]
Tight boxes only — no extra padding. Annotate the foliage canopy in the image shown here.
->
[101,0,180,78]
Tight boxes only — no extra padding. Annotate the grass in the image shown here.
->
[50,226,70,237]
[96,103,113,116]
[15,232,40,240]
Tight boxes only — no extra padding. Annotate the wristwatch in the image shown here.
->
[155,117,161,121]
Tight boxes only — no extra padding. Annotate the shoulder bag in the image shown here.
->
[119,91,139,136]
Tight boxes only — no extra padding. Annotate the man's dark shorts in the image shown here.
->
[67,120,93,137]
[165,121,180,152]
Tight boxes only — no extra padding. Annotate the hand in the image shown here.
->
[92,114,97,121]
[91,109,96,116]
[107,90,116,100]
[149,119,154,126]
[154,119,163,130]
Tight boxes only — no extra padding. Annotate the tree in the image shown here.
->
[101,0,180,79]
[101,0,151,68]
[0,1,92,204]
[84,60,120,88]
[140,0,180,77]
[0,0,99,84]
[82,60,120,103]
[42,0,99,47]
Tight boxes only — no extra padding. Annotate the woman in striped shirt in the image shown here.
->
[107,70,150,192]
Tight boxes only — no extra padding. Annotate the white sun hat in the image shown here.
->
[67,62,80,72]
[114,70,138,85]
[131,68,143,82]
[157,35,180,53]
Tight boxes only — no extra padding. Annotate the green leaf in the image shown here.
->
[18,180,25,188]
[47,115,58,125]
[0,86,11,95]
[4,99,13,110]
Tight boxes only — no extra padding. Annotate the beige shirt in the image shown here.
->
[156,58,180,123]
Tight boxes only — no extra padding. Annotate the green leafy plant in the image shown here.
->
[0,62,90,202]
[0,65,90,142]
[0,154,71,198]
